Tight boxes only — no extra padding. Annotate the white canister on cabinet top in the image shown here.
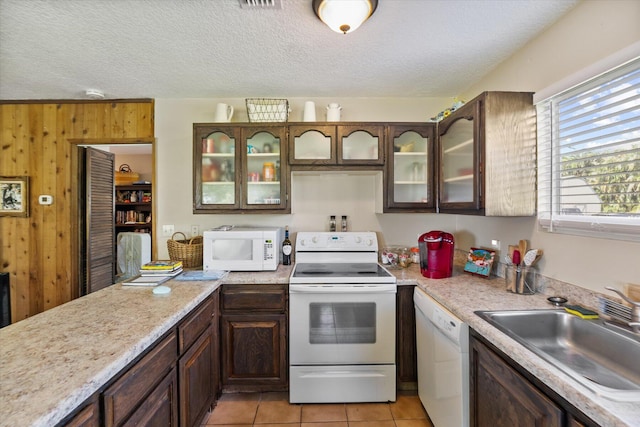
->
[326,103,342,121]
[303,101,316,121]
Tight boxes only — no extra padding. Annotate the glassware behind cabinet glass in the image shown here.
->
[246,131,281,205]
[440,118,474,203]
[393,131,429,203]
[201,131,236,205]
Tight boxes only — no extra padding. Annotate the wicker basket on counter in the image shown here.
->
[167,232,203,268]
[246,98,289,122]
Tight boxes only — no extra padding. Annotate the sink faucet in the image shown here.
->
[606,287,640,333]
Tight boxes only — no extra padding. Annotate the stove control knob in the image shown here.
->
[366,238,374,246]
[355,236,362,243]
[312,236,318,244]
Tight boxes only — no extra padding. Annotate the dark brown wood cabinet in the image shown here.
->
[193,124,289,213]
[289,123,385,167]
[178,291,219,427]
[122,369,179,427]
[437,91,537,216]
[103,332,178,427]
[385,123,436,212]
[179,324,216,427]
[59,397,100,427]
[470,333,562,427]
[396,284,418,390]
[98,292,219,427]
[470,331,598,427]
[220,284,288,392]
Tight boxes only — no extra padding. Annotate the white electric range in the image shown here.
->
[289,232,397,403]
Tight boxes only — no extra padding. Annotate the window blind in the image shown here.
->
[536,58,640,241]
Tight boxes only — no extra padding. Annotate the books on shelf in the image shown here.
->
[139,267,183,277]
[122,275,170,287]
[141,260,183,271]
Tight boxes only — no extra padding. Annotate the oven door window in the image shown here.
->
[310,302,376,344]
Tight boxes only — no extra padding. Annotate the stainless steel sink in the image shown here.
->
[475,309,640,401]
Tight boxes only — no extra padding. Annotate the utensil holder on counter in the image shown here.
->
[505,265,537,295]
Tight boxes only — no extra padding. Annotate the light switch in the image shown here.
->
[38,195,53,205]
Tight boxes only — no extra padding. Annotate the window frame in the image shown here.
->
[535,58,640,242]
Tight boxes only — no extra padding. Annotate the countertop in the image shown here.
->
[0,266,293,427]
[392,264,639,427]
[0,278,222,427]
[1,263,637,427]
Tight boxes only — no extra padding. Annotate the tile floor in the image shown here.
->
[202,392,434,427]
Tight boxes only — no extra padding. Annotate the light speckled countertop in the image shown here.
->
[0,279,221,427]
[1,263,637,427]
[392,264,639,427]
[0,266,293,427]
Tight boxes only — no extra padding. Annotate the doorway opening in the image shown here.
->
[77,142,154,296]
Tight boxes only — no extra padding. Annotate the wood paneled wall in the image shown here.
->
[0,100,154,322]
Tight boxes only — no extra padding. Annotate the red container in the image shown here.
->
[418,231,455,279]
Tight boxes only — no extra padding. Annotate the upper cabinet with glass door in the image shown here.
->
[437,92,537,216]
[385,124,436,212]
[438,101,481,212]
[194,125,240,212]
[241,126,288,211]
[193,124,289,213]
[289,124,384,167]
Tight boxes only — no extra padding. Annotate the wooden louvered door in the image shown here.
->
[82,147,115,294]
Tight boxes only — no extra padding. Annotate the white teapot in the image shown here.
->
[326,103,342,121]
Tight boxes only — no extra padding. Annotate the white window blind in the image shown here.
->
[536,58,640,241]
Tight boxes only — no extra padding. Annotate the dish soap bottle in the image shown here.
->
[282,226,292,265]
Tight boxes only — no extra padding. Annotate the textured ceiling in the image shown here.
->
[0,0,579,100]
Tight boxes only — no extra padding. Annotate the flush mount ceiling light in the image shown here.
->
[313,0,378,34]
[85,89,105,99]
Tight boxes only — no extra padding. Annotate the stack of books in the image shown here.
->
[122,260,183,287]
[140,260,183,277]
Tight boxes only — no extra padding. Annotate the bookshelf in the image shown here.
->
[115,184,152,239]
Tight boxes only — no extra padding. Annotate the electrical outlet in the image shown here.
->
[162,225,174,237]
[491,239,501,249]
[191,225,199,237]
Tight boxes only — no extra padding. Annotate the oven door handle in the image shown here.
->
[289,284,396,294]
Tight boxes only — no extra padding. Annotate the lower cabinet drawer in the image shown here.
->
[179,296,215,354]
[103,331,177,427]
[221,285,286,312]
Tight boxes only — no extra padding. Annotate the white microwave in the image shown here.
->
[203,226,283,271]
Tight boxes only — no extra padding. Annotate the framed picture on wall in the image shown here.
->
[1,176,29,217]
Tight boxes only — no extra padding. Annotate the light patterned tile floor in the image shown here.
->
[202,392,434,427]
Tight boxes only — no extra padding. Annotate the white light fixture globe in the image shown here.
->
[85,89,105,99]
[313,0,378,34]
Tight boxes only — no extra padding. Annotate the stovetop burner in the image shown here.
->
[290,262,395,284]
[294,262,384,276]
[290,232,396,285]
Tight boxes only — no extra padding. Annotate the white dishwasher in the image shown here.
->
[414,287,469,427]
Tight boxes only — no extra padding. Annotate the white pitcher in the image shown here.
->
[326,103,342,121]
[214,103,234,122]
